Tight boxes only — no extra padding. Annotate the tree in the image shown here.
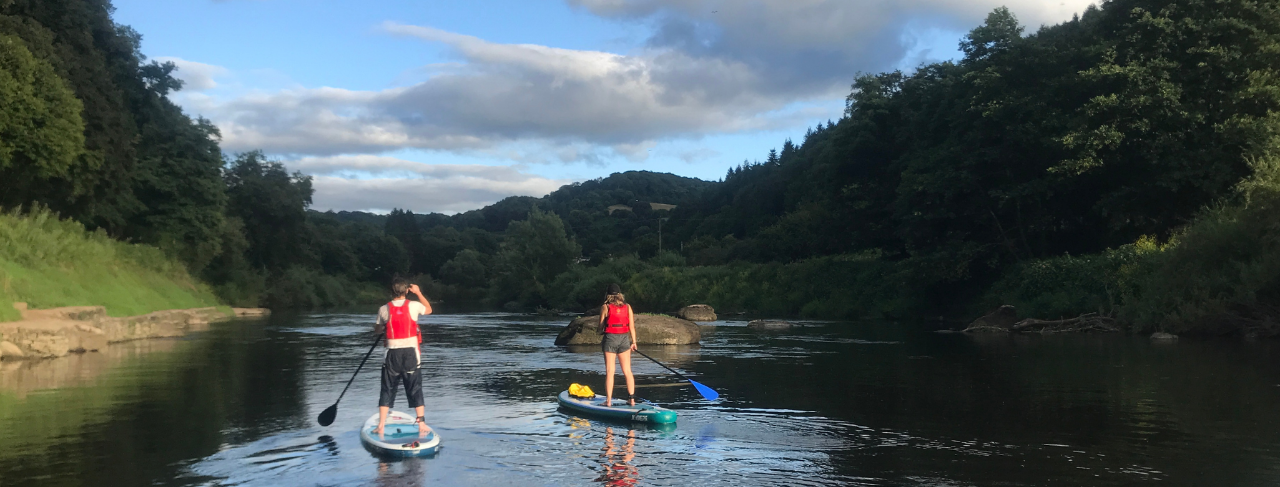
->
[223,151,315,272]
[489,208,581,306]
[440,249,488,288]
[959,7,1023,60]
[0,33,85,207]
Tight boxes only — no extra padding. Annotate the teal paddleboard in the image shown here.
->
[557,390,678,424]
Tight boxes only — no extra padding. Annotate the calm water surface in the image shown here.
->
[2,312,1280,486]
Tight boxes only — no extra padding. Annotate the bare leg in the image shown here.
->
[415,405,431,436]
[618,350,636,406]
[375,405,389,436]
[603,351,617,407]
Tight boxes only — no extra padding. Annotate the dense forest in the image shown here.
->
[3,0,1279,335]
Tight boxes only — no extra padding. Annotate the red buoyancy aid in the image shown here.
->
[385,300,421,343]
[604,304,630,334]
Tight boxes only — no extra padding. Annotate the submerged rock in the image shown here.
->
[1150,332,1179,342]
[676,304,718,322]
[963,306,1018,333]
[747,320,795,330]
[554,314,700,345]
[233,308,271,318]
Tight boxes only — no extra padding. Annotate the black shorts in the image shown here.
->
[378,347,424,409]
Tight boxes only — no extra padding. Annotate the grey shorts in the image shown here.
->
[601,333,632,354]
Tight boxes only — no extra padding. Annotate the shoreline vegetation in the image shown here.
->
[0,207,223,323]
[3,1,1279,338]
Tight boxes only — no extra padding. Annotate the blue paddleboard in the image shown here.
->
[359,410,440,457]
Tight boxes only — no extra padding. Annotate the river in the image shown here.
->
[2,312,1279,486]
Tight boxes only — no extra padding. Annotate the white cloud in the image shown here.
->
[155,56,228,91]
[186,1,1096,159]
[283,155,569,213]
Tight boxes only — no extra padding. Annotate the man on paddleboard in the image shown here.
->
[373,278,432,436]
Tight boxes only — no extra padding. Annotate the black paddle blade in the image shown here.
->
[317,404,338,427]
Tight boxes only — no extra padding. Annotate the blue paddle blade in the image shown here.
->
[689,379,719,401]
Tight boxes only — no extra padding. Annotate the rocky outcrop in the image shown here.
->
[676,304,717,322]
[0,341,24,359]
[555,314,700,345]
[0,303,259,360]
[963,306,1018,333]
[747,320,795,330]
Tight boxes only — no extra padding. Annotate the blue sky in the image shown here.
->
[113,0,1094,214]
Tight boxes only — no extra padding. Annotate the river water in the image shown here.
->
[2,312,1280,486]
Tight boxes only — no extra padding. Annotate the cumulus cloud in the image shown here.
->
[194,0,1095,157]
[284,155,569,213]
[210,23,782,156]
[155,56,228,91]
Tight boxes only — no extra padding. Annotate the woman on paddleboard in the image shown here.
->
[599,283,638,407]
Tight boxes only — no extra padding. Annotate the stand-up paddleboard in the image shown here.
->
[359,410,440,457]
[557,390,678,424]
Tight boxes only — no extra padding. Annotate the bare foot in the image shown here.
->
[374,423,385,436]
[629,398,635,407]
[418,422,432,436]
[602,397,613,408]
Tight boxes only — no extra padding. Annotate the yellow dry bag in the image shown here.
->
[568,383,595,398]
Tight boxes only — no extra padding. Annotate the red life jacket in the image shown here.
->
[385,300,421,343]
[604,304,630,334]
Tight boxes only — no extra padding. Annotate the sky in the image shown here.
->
[112,0,1096,214]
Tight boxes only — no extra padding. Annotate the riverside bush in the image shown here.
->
[983,160,1280,335]
[982,239,1161,320]
[0,207,221,321]
[615,253,900,319]
[1120,161,1280,335]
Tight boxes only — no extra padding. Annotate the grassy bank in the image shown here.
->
[0,208,223,322]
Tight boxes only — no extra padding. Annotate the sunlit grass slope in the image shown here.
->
[0,207,222,322]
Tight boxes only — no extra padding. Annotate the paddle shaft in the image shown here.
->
[634,350,693,382]
[335,333,383,404]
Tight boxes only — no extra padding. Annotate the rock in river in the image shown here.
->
[1150,332,1179,342]
[676,304,717,322]
[963,305,1018,333]
[747,320,795,330]
[554,314,700,346]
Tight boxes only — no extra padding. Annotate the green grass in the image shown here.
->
[0,207,222,322]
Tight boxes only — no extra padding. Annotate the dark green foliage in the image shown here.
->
[262,266,382,309]
[440,249,488,288]
[1,0,232,265]
[983,239,1160,320]
[621,253,901,318]
[222,151,315,272]
[0,34,85,198]
[7,0,1280,328]
[1119,160,1280,335]
[489,208,582,308]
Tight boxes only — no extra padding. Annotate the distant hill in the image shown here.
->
[311,170,714,236]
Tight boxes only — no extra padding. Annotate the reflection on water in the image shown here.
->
[2,312,1280,486]
[595,427,638,487]
[375,458,427,487]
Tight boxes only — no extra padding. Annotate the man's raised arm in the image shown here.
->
[408,284,433,315]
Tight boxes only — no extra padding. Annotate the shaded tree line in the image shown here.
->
[7,0,1280,330]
